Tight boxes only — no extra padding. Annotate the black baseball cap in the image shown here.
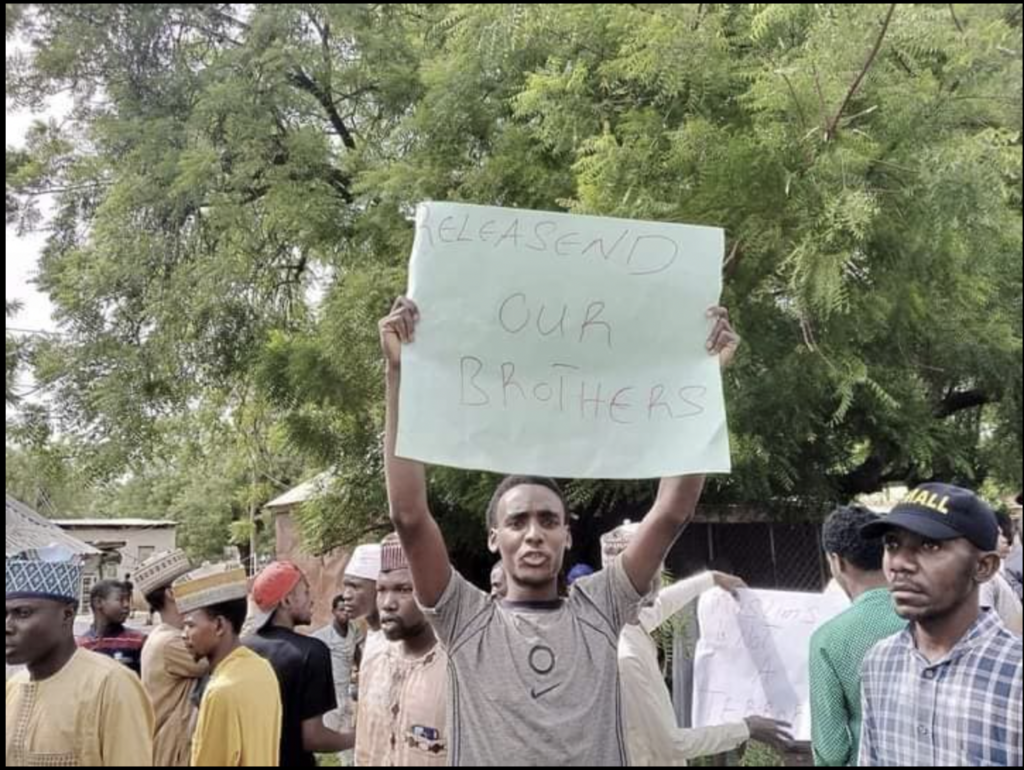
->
[860,483,999,552]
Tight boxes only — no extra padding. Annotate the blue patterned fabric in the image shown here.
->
[6,548,84,603]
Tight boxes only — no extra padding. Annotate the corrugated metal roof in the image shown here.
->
[5,496,101,557]
[264,471,334,510]
[53,519,178,529]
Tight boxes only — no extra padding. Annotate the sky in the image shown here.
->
[6,106,57,336]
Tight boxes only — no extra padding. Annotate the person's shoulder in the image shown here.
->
[212,648,277,689]
[984,622,1023,660]
[6,669,28,693]
[860,629,905,673]
[74,647,129,676]
[74,630,96,647]
[255,628,329,669]
[120,628,148,646]
[144,624,178,648]
[310,625,332,642]
[73,649,148,699]
[245,627,287,651]
[361,643,391,677]
[811,606,850,649]
[297,630,333,663]
[423,568,489,616]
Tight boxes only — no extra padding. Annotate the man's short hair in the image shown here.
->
[201,599,249,635]
[822,504,885,572]
[90,580,132,608]
[486,476,568,530]
[144,586,170,614]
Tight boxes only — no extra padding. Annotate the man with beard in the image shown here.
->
[342,544,386,669]
[859,484,1023,766]
[245,561,354,767]
[355,534,449,767]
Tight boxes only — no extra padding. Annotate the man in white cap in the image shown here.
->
[6,546,155,766]
[342,543,387,668]
[602,522,794,766]
[177,563,282,767]
[137,549,209,767]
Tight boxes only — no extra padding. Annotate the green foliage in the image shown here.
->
[5,4,1022,556]
[5,302,24,405]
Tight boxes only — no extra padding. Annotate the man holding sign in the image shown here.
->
[379,275,738,768]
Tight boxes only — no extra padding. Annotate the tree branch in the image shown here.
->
[779,71,809,130]
[824,4,897,141]
[948,4,965,35]
[836,388,995,496]
[935,389,992,418]
[287,68,357,151]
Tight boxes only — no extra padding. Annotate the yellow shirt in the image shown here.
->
[141,624,208,767]
[5,648,155,767]
[190,646,282,767]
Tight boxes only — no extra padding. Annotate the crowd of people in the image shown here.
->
[6,298,1022,767]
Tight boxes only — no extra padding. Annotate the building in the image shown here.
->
[265,473,354,630]
[6,495,101,563]
[5,496,101,671]
[53,519,178,591]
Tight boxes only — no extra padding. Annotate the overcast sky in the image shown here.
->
[6,102,59,335]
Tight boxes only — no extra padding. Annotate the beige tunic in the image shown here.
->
[6,649,155,767]
[141,623,208,767]
[355,643,449,767]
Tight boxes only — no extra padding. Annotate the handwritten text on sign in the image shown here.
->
[397,202,731,479]
[692,589,850,742]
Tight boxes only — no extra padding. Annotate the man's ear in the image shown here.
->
[975,552,1002,584]
[488,529,499,555]
[829,553,848,576]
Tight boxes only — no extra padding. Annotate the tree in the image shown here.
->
[6,4,1022,557]
[6,302,24,405]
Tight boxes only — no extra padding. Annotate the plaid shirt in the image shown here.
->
[859,609,1022,767]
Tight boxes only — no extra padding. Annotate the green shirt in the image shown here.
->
[810,588,907,767]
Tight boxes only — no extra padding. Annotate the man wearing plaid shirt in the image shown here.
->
[858,484,1023,767]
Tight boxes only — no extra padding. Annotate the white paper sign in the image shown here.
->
[398,202,731,479]
[692,588,851,741]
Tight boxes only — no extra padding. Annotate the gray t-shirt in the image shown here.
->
[422,557,643,767]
